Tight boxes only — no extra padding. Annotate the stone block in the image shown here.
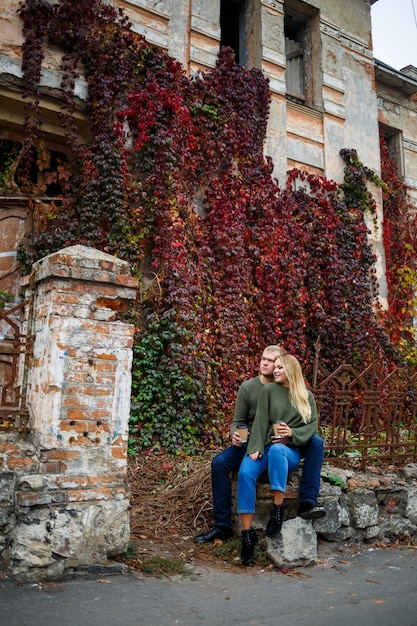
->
[405,488,417,524]
[400,464,417,480]
[365,524,381,540]
[266,517,317,568]
[10,501,130,576]
[347,490,379,529]
[0,472,15,504]
[379,516,417,541]
[0,505,14,526]
[311,499,343,536]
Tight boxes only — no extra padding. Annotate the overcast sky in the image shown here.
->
[371,0,417,70]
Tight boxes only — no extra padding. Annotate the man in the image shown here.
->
[194,345,325,544]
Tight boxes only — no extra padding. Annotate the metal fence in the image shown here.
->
[0,299,31,433]
[313,359,417,467]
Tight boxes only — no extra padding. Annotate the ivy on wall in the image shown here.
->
[14,0,412,454]
[378,132,417,365]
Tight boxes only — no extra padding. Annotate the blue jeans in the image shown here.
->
[211,443,248,529]
[237,444,301,514]
[212,433,324,525]
[299,433,324,506]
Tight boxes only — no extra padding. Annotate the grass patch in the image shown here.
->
[123,542,193,578]
[140,556,193,578]
[213,537,241,560]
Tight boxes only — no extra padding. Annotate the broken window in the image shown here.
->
[284,2,320,109]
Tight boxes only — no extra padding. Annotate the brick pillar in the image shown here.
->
[10,245,137,581]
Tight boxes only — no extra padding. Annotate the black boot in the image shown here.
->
[241,527,258,565]
[266,503,284,537]
[194,527,233,544]
[297,503,326,520]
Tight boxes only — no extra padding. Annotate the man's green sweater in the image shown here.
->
[247,382,318,455]
[229,376,264,437]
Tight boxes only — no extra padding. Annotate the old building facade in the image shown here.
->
[1,0,417,303]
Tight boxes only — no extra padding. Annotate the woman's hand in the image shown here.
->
[271,422,292,441]
[249,451,261,461]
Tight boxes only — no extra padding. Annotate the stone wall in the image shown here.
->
[233,463,417,568]
[0,245,137,582]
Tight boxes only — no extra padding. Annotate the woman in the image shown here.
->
[237,353,318,565]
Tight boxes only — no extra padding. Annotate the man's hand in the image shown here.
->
[232,431,243,446]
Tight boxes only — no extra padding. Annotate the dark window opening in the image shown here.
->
[0,139,25,191]
[220,0,247,65]
[380,124,404,179]
[0,138,68,197]
[220,0,262,69]
[45,150,67,197]
[221,0,240,59]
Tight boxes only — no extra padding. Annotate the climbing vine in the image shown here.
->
[13,0,411,454]
[378,131,417,365]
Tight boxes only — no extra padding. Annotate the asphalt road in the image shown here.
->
[1,546,416,625]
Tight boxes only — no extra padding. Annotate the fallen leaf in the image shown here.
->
[286,570,312,578]
[338,559,353,564]
[97,579,112,584]
[366,579,381,584]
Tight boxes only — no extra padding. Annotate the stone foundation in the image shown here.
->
[233,463,417,568]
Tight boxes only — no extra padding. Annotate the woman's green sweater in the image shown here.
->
[247,382,318,455]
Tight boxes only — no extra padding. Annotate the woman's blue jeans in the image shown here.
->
[237,443,301,514]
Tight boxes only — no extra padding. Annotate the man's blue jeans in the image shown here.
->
[237,443,301,514]
[211,433,324,527]
[299,433,324,505]
[211,443,248,530]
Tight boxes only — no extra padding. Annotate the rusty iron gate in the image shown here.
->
[313,358,417,467]
[0,299,32,433]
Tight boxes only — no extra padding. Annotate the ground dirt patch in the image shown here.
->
[118,450,253,576]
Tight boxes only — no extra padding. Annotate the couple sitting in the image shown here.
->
[194,345,325,565]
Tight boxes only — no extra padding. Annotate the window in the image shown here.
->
[285,12,306,100]
[220,0,261,68]
[380,124,404,179]
[220,0,243,61]
[0,137,67,197]
[284,2,320,109]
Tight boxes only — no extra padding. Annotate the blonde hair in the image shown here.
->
[276,353,312,423]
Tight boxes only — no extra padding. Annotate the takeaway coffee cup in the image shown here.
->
[273,421,285,438]
[235,424,248,442]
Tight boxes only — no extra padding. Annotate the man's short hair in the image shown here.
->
[263,345,286,356]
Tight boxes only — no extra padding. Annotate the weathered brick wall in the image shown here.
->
[0,245,137,582]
